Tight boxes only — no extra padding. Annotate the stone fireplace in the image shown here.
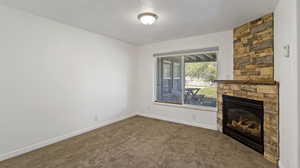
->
[216,13,279,164]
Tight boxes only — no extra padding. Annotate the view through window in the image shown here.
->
[156,53,217,107]
[156,56,182,104]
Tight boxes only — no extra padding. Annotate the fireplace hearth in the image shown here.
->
[222,95,264,153]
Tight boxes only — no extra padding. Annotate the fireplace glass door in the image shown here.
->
[223,95,264,153]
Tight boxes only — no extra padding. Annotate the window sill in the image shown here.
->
[152,101,217,112]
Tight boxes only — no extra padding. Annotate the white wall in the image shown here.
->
[134,31,233,130]
[0,5,136,160]
[298,0,300,165]
[274,0,299,167]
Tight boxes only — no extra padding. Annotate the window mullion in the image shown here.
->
[181,56,185,105]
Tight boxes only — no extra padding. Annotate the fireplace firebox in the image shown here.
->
[222,95,264,154]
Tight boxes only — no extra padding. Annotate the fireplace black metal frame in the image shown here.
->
[222,95,264,154]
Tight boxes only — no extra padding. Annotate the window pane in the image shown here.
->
[157,56,182,104]
[184,54,217,107]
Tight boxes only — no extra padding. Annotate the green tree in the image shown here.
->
[185,62,217,82]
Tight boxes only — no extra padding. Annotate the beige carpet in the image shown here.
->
[0,116,275,168]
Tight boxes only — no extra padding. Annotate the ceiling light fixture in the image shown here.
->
[138,12,158,25]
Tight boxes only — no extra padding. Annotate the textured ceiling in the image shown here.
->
[0,0,278,45]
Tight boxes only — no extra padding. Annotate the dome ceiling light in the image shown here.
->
[137,12,158,25]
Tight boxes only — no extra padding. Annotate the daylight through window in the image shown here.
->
[156,52,217,108]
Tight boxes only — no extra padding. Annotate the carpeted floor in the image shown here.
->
[0,116,275,168]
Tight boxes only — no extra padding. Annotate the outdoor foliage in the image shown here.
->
[198,87,217,98]
[185,62,217,82]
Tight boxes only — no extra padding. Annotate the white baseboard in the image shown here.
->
[0,113,136,162]
[138,113,217,131]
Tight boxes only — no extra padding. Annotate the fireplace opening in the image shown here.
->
[222,95,264,154]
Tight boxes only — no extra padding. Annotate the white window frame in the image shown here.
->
[153,47,219,112]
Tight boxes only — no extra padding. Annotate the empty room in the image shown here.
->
[0,0,299,168]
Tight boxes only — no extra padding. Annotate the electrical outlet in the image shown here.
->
[147,105,152,112]
[94,115,99,122]
[192,114,197,121]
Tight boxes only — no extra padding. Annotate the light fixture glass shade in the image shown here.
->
[138,13,158,25]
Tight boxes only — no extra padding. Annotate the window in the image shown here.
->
[156,52,217,108]
[156,56,182,104]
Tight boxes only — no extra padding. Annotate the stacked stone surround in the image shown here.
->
[216,13,279,164]
[234,13,274,81]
